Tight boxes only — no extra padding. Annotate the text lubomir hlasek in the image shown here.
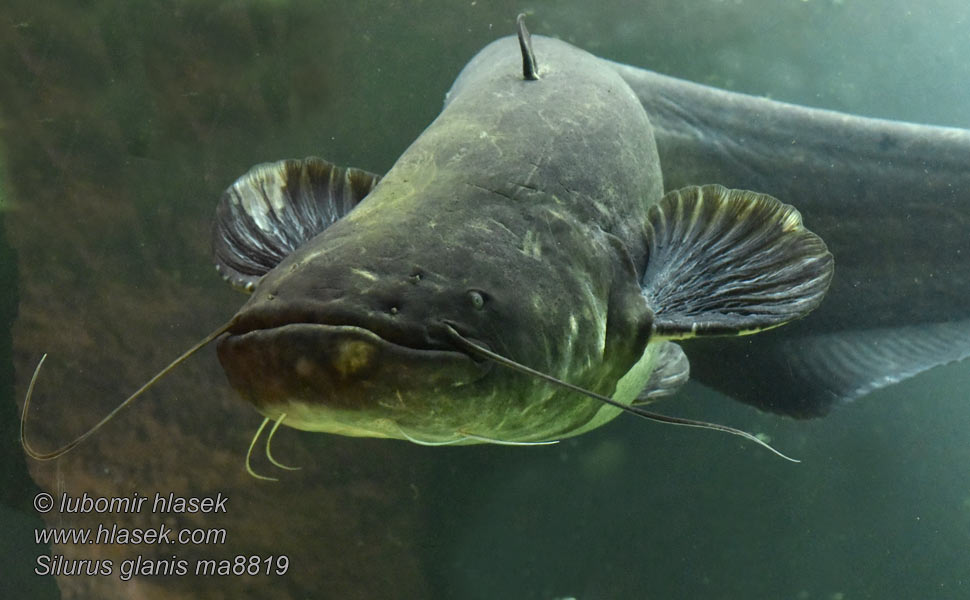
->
[57,492,227,514]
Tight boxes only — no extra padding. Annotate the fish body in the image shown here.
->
[212,30,831,443]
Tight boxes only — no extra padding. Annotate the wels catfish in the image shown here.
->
[24,14,962,476]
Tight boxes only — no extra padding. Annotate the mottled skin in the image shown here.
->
[218,36,666,442]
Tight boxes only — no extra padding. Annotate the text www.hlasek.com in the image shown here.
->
[32,491,289,580]
[36,520,228,545]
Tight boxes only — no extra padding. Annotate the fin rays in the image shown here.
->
[213,157,381,293]
[643,185,833,339]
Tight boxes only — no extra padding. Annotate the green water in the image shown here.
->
[2,1,968,598]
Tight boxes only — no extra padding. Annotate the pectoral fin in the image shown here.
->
[642,185,833,339]
[212,157,381,292]
[633,341,689,405]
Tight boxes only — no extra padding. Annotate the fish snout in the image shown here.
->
[216,322,490,416]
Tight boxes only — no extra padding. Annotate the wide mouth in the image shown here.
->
[224,322,478,362]
[226,304,460,355]
[217,322,492,413]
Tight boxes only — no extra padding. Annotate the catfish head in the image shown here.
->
[214,156,656,447]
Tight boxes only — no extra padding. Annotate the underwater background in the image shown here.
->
[2,1,969,598]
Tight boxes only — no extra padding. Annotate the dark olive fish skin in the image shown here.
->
[214,32,832,443]
[216,37,661,442]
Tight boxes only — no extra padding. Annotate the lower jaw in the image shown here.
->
[253,399,567,446]
[255,400,404,437]
[253,399,463,443]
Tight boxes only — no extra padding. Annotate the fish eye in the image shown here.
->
[467,290,486,310]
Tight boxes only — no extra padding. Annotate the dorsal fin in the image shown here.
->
[212,157,380,293]
[516,13,539,81]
